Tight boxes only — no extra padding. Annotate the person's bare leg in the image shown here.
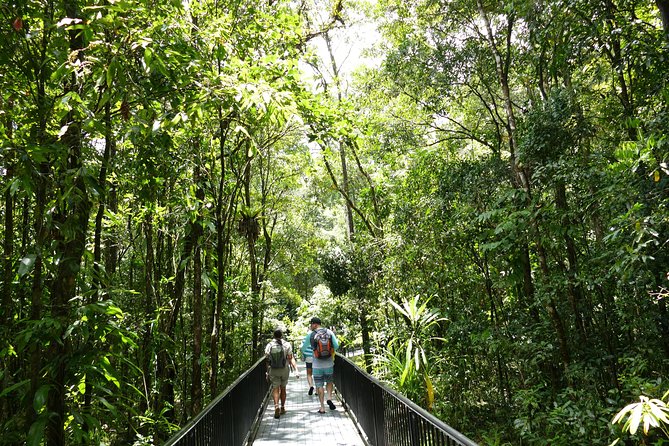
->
[273,386,281,418]
[326,382,336,410]
[280,385,287,412]
[317,386,325,412]
[307,368,314,388]
[273,387,280,407]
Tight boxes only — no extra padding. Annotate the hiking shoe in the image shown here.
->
[280,407,286,415]
[308,386,314,396]
[274,407,280,419]
[327,399,336,410]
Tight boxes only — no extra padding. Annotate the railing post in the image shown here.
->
[372,384,385,446]
[410,411,420,446]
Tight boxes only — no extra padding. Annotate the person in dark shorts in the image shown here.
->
[300,323,315,395]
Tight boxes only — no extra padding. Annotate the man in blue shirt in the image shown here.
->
[305,317,339,413]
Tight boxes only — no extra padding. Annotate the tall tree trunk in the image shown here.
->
[324,32,354,239]
[29,237,44,429]
[28,4,51,433]
[242,146,262,359]
[339,143,354,239]
[360,312,372,373]
[46,2,93,444]
[602,0,636,141]
[477,0,571,375]
[210,264,222,396]
[2,141,14,424]
[2,137,13,328]
[47,120,92,446]
[256,206,276,358]
[211,112,232,396]
[657,0,669,37]
[347,139,383,237]
[556,181,587,342]
[85,102,115,422]
[20,195,30,318]
[257,146,276,352]
[140,214,155,414]
[536,240,572,372]
[104,180,118,276]
[26,196,43,436]
[92,102,113,297]
[191,162,204,414]
[155,216,195,431]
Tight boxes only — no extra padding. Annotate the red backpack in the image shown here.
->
[311,328,334,359]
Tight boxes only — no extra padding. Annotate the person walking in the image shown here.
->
[307,317,339,413]
[265,328,299,419]
[300,323,315,396]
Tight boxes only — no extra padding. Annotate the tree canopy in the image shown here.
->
[1,0,668,445]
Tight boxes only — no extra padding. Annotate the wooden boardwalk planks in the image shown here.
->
[250,363,368,446]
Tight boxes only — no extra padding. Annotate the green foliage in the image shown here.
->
[607,361,669,445]
[318,246,353,296]
[517,89,591,164]
[611,393,669,442]
[513,386,616,446]
[373,295,445,410]
[373,344,427,404]
[360,1,669,444]
[388,295,445,377]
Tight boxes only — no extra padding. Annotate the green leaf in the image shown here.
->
[389,298,408,318]
[648,399,669,424]
[18,255,36,277]
[103,302,124,319]
[33,384,50,413]
[78,375,86,395]
[27,416,47,446]
[97,396,120,417]
[144,47,153,72]
[101,356,121,388]
[0,379,29,398]
[629,402,643,434]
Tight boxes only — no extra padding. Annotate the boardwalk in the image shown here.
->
[250,363,368,446]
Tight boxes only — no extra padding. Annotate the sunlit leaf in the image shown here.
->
[18,255,36,277]
[628,402,643,434]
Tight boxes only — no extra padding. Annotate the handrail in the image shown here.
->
[163,357,269,446]
[334,353,479,446]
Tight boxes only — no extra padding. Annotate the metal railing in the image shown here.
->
[334,353,479,446]
[163,357,269,446]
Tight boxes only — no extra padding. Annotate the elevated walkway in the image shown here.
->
[164,353,479,446]
[250,362,367,445]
